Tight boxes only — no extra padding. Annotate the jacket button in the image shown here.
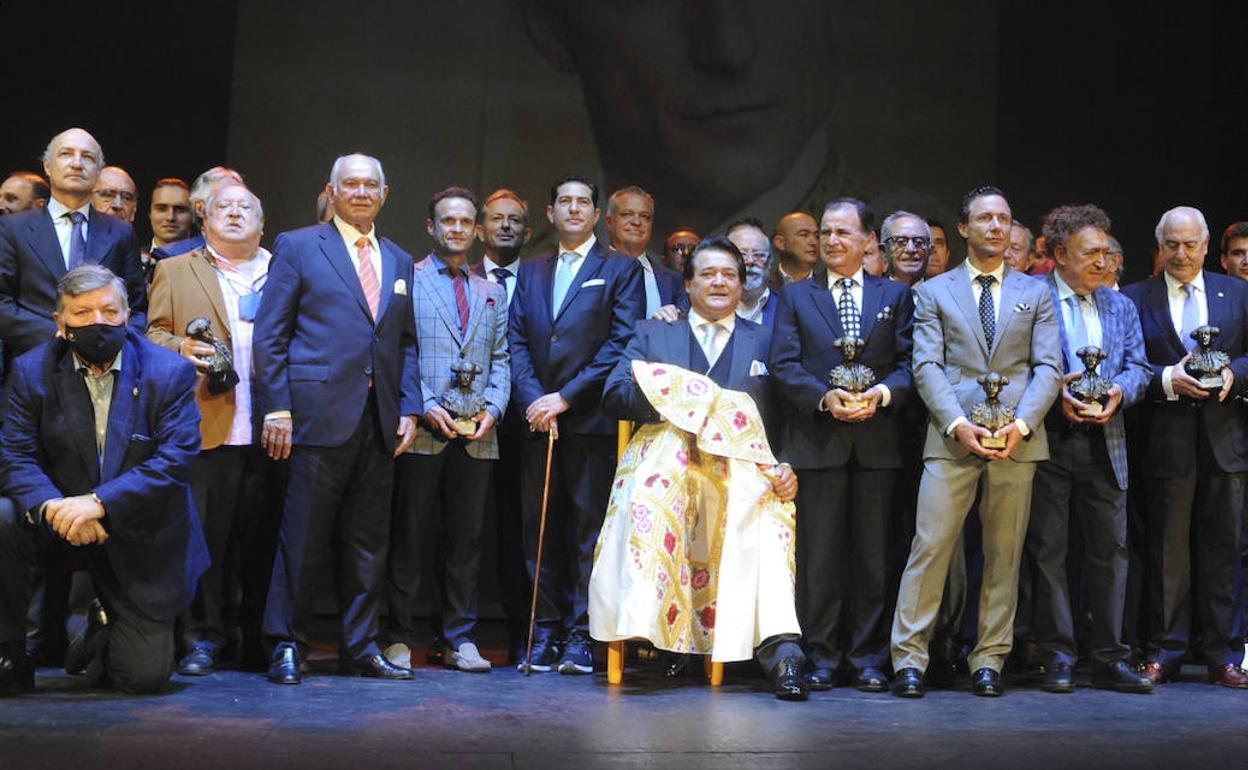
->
[551,335,558,343]
[364,366,373,376]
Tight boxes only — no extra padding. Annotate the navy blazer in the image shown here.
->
[0,330,208,621]
[603,316,774,431]
[1042,276,1150,490]
[1122,271,1248,476]
[652,257,689,311]
[768,272,915,470]
[253,223,422,450]
[0,206,147,357]
[508,240,645,437]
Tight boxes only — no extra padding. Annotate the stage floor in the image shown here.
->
[3,646,1248,769]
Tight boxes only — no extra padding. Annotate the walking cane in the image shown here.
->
[521,424,557,675]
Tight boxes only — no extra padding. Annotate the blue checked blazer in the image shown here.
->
[408,254,510,459]
[1042,275,1150,490]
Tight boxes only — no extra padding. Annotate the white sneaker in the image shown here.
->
[1241,643,1248,673]
[383,642,412,669]
[447,641,492,672]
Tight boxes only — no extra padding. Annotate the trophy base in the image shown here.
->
[843,398,869,410]
[1078,402,1104,417]
[1198,376,1225,391]
[453,419,478,436]
[979,436,1007,450]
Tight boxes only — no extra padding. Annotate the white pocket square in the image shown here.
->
[394,279,407,296]
[1013,302,1030,312]
[750,360,769,376]
[582,278,606,288]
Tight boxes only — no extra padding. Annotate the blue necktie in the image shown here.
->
[836,277,860,338]
[1065,294,1089,373]
[66,211,86,269]
[1180,283,1199,352]
[552,252,575,318]
[976,274,997,349]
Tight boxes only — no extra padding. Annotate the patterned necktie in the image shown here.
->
[1065,294,1089,372]
[355,237,380,321]
[66,211,86,269]
[552,251,576,317]
[700,322,722,370]
[491,266,512,282]
[1180,283,1199,352]
[976,274,997,349]
[449,266,469,334]
[836,277,860,338]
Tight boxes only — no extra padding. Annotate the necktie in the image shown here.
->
[976,274,997,349]
[1180,283,1199,352]
[491,266,512,282]
[642,260,661,318]
[355,237,380,321]
[1065,294,1089,372]
[450,266,469,334]
[552,251,576,317]
[700,322,722,370]
[66,211,86,269]
[836,277,860,338]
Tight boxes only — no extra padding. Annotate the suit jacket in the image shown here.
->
[913,263,1062,462]
[1041,275,1150,490]
[649,256,689,311]
[1121,270,1248,476]
[0,330,208,621]
[145,247,244,450]
[0,206,147,357]
[769,272,915,470]
[252,222,422,450]
[603,317,774,430]
[149,233,205,262]
[408,254,510,459]
[508,239,644,437]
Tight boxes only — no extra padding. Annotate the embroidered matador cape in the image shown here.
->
[588,361,799,662]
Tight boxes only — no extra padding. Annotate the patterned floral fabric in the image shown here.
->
[589,362,799,662]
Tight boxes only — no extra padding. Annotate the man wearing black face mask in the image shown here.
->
[0,265,208,696]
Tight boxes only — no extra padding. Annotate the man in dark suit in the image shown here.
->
[601,237,804,698]
[508,174,644,674]
[605,185,687,319]
[726,218,779,329]
[254,153,422,685]
[770,198,915,693]
[1025,205,1154,694]
[0,128,146,364]
[0,265,207,695]
[1122,205,1248,688]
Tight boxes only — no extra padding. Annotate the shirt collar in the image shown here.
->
[482,255,516,275]
[1164,268,1205,294]
[559,234,596,261]
[688,307,736,337]
[636,253,655,273]
[966,260,1006,284]
[72,347,123,375]
[1052,270,1082,301]
[205,242,267,273]
[48,196,91,223]
[333,215,379,250]
[827,267,865,291]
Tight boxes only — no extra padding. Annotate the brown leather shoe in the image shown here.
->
[1209,664,1248,689]
[1138,661,1174,686]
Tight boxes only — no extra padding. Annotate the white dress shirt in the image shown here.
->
[966,260,1005,325]
[47,196,92,268]
[208,245,271,445]
[1161,269,1209,400]
[1053,271,1103,371]
[736,288,771,324]
[482,255,517,306]
[687,308,734,371]
[558,234,596,283]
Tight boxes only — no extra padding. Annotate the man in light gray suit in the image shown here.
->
[383,187,509,673]
[891,186,1062,698]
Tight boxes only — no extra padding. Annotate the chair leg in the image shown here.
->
[703,656,724,686]
[607,641,625,684]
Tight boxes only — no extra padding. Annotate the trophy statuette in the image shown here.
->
[439,359,486,436]
[969,371,1015,450]
[828,336,875,410]
[1068,345,1112,416]
[185,317,239,395]
[1185,325,1231,392]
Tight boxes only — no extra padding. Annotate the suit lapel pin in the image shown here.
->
[132,386,139,397]
[1218,291,1225,298]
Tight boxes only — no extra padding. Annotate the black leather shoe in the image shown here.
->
[663,652,692,678]
[772,656,808,701]
[0,644,34,696]
[177,645,217,676]
[344,654,414,680]
[266,645,302,685]
[854,666,889,693]
[64,599,109,675]
[1092,660,1154,694]
[1041,661,1074,693]
[803,666,836,691]
[972,667,1003,697]
[892,667,924,698]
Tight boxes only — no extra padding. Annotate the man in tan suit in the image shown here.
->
[147,183,283,674]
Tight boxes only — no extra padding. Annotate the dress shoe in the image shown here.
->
[1,644,35,696]
[972,667,1003,697]
[1209,663,1248,689]
[891,667,924,698]
[663,652,692,678]
[343,654,414,680]
[447,641,491,672]
[803,666,836,691]
[558,632,594,675]
[1041,661,1075,693]
[64,599,109,675]
[267,645,302,685]
[1137,660,1175,686]
[515,635,556,673]
[771,656,808,701]
[177,644,217,676]
[383,642,412,668]
[854,666,889,693]
[1091,660,1154,693]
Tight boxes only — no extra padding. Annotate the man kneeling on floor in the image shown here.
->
[0,265,208,695]
[593,238,807,700]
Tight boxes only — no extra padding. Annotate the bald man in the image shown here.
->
[91,166,138,223]
[771,211,820,285]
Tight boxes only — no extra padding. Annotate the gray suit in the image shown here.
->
[891,263,1062,673]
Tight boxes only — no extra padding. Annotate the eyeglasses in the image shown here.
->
[739,249,770,265]
[884,235,930,250]
[93,189,136,204]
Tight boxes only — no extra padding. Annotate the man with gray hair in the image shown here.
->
[605,185,686,319]
[1105,235,1125,289]
[150,166,246,262]
[726,217,777,327]
[1122,205,1248,688]
[881,210,931,288]
[1004,221,1035,273]
[0,265,207,696]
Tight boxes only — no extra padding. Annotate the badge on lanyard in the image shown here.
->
[238,291,260,321]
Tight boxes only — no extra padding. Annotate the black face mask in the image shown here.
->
[64,323,126,367]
